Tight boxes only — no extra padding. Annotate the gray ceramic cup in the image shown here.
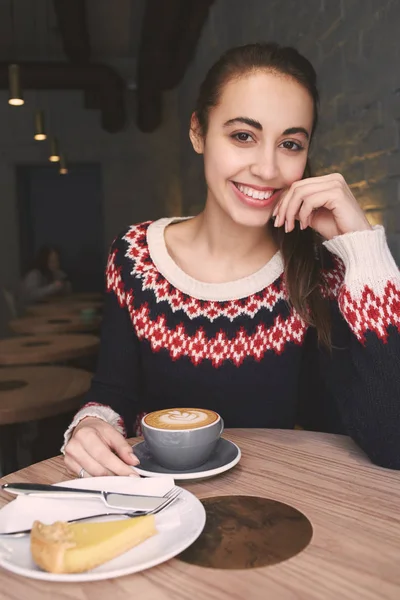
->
[141,412,224,471]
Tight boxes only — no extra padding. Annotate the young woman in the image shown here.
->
[20,246,70,305]
[63,43,400,477]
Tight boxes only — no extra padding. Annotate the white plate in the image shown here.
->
[133,438,241,481]
[0,477,206,582]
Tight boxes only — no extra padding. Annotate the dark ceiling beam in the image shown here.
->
[159,0,215,91]
[52,0,91,63]
[136,0,215,132]
[0,62,126,132]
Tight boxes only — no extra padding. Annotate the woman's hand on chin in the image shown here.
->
[272,173,372,240]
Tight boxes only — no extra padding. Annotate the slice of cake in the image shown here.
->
[30,515,157,574]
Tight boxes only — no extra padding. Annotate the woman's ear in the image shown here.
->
[189,113,204,154]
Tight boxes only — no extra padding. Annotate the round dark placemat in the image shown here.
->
[178,495,312,569]
[0,380,27,391]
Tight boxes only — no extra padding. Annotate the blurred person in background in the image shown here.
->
[20,246,71,305]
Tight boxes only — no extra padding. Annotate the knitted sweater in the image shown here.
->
[63,218,400,469]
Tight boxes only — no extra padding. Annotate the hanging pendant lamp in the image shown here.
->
[59,154,68,175]
[49,137,60,162]
[8,64,24,106]
[34,110,47,140]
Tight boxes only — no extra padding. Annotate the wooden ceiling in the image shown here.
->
[0,0,214,132]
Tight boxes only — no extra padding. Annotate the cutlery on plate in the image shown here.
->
[0,487,182,538]
[1,482,172,512]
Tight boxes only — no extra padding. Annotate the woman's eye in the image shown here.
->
[232,132,254,143]
[280,140,304,151]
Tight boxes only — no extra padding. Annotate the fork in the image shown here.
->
[0,486,182,538]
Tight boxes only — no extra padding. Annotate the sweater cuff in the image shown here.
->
[60,403,126,454]
[323,226,399,298]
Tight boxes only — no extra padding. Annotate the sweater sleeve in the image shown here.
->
[316,225,400,468]
[61,234,141,452]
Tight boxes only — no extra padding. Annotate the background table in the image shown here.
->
[0,334,100,365]
[0,366,92,475]
[27,301,102,318]
[9,314,101,335]
[0,429,399,599]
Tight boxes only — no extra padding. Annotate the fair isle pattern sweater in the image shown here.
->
[63,218,400,469]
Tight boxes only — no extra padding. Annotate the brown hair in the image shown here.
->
[194,42,330,348]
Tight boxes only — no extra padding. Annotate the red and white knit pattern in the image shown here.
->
[130,305,306,366]
[106,242,307,366]
[339,281,400,344]
[107,222,400,358]
[122,223,286,320]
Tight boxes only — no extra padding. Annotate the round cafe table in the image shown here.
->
[0,366,92,476]
[9,314,101,335]
[0,429,399,600]
[0,334,100,366]
[27,301,102,318]
[41,292,103,304]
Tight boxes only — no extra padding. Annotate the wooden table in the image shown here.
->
[9,314,101,335]
[42,292,103,304]
[0,334,99,366]
[27,301,102,318]
[0,366,91,475]
[0,429,399,599]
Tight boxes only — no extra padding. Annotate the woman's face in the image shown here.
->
[48,250,60,272]
[191,71,314,228]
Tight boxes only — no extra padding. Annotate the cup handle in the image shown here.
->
[219,418,224,436]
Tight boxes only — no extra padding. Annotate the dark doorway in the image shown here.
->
[16,163,105,292]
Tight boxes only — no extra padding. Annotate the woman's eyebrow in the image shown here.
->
[282,127,309,139]
[223,117,262,130]
[223,119,310,140]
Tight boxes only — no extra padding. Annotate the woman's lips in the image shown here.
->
[231,181,283,209]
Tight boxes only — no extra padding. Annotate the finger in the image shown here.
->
[276,178,343,229]
[101,426,140,466]
[64,454,83,478]
[74,428,137,476]
[67,438,113,477]
[289,172,345,189]
[274,189,291,227]
[283,182,342,232]
[272,189,288,217]
[297,189,341,230]
[86,441,139,476]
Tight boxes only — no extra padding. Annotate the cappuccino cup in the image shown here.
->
[141,408,224,471]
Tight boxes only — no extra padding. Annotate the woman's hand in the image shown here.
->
[64,417,140,477]
[272,173,372,240]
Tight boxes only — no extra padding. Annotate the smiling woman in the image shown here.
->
[62,43,400,478]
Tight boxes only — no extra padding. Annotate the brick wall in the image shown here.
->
[177,0,400,260]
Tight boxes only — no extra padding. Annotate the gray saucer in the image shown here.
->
[132,438,241,481]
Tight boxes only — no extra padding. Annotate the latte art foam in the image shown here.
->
[143,408,219,430]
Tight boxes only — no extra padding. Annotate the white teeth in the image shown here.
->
[237,184,274,200]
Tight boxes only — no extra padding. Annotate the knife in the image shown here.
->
[0,483,166,512]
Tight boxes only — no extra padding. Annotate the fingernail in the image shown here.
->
[285,220,288,233]
[274,216,280,227]
[300,222,304,230]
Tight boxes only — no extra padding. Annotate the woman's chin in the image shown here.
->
[228,205,273,229]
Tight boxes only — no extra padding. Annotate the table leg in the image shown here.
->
[0,424,19,476]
